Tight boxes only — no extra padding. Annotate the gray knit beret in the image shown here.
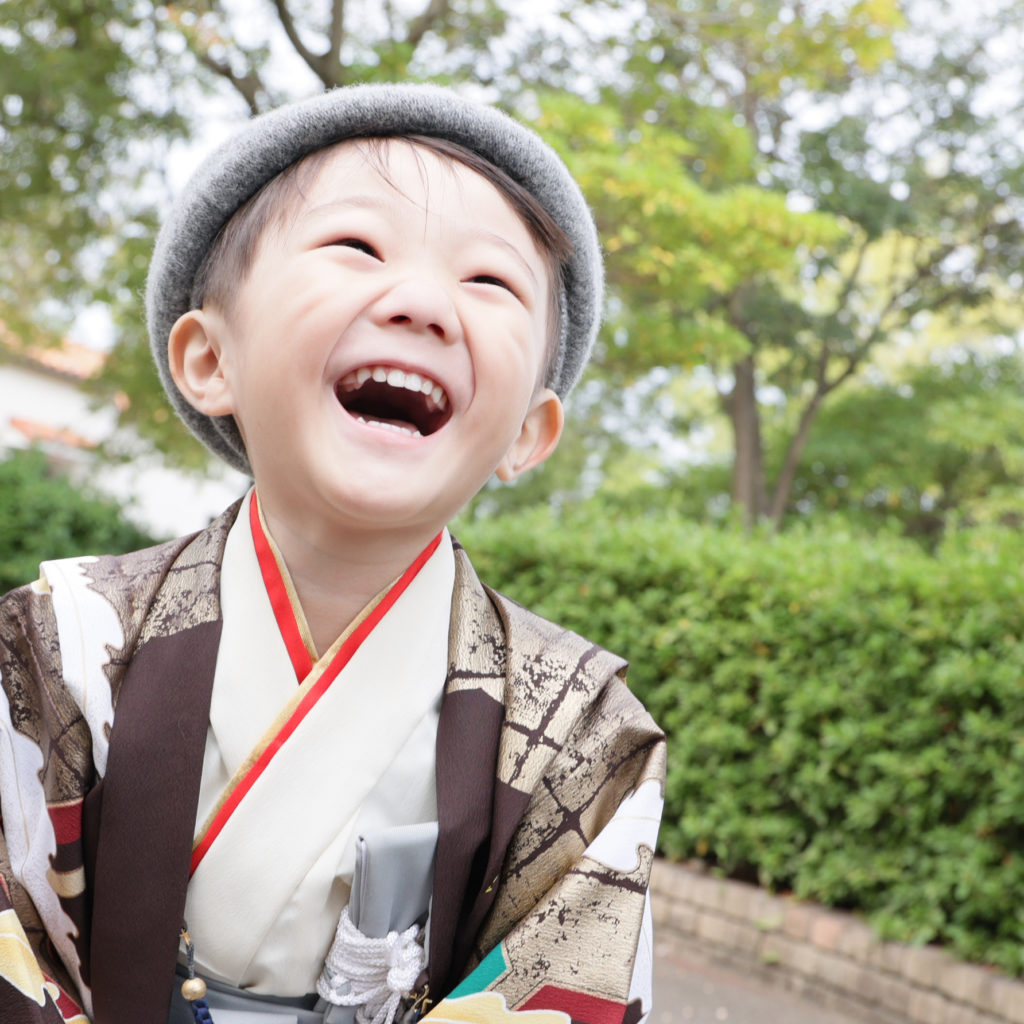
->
[146,82,603,474]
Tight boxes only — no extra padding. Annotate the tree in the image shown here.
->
[0,0,187,339]
[556,0,1024,528]
[777,350,1024,539]
[1,1,206,462]
[6,0,1023,516]
[532,89,845,514]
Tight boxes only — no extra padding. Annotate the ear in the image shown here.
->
[167,309,235,417]
[496,389,564,482]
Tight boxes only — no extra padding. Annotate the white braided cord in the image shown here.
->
[317,907,426,1024]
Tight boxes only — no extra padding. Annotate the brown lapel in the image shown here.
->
[429,683,506,998]
[427,549,534,999]
[88,622,221,1023]
[428,544,506,999]
[428,546,629,1001]
[85,508,238,1023]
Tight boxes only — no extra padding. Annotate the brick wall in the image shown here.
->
[651,859,1024,1024]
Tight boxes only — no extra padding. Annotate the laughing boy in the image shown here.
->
[0,84,665,1024]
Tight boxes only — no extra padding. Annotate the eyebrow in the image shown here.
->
[300,194,395,220]
[299,195,540,286]
[463,227,539,286]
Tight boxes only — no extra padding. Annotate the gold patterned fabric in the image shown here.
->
[0,504,665,1023]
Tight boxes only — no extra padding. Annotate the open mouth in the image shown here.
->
[335,365,451,438]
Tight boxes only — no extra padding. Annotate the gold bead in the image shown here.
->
[181,977,208,1001]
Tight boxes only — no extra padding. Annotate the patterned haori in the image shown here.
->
[0,501,665,1024]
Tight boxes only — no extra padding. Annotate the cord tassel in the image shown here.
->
[317,907,426,1024]
[180,926,214,1024]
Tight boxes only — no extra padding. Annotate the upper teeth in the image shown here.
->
[340,365,448,408]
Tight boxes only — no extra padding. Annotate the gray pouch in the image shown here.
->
[168,822,438,1024]
[316,821,439,1022]
[349,821,438,938]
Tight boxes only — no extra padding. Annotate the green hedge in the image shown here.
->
[457,508,1024,975]
[0,449,156,594]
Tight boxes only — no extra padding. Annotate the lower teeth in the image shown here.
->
[356,416,421,437]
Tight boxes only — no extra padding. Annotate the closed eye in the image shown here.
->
[468,274,518,296]
[330,237,381,259]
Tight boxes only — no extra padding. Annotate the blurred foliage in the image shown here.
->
[782,351,1024,537]
[537,92,845,372]
[483,0,1024,525]
[562,0,1024,526]
[3,0,1024,527]
[619,349,1024,541]
[0,0,186,338]
[457,502,1024,976]
[0,448,156,593]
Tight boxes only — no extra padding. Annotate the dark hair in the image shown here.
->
[190,134,573,381]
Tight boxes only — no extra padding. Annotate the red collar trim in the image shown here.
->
[190,499,443,876]
[250,494,314,680]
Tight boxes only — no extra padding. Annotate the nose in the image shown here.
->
[371,273,462,344]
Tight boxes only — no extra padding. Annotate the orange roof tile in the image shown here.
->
[0,327,106,380]
[9,417,97,450]
[29,341,106,380]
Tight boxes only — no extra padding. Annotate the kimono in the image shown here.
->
[0,497,665,1024]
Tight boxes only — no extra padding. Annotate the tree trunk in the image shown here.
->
[725,355,767,528]
[768,347,865,530]
[768,391,825,530]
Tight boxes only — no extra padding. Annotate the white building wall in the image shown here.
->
[0,360,249,539]
[0,363,116,450]
[92,455,249,539]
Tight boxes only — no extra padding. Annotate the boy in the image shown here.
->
[0,84,665,1024]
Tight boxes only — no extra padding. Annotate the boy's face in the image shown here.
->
[170,139,563,546]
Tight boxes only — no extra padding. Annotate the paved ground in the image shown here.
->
[652,945,872,1024]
